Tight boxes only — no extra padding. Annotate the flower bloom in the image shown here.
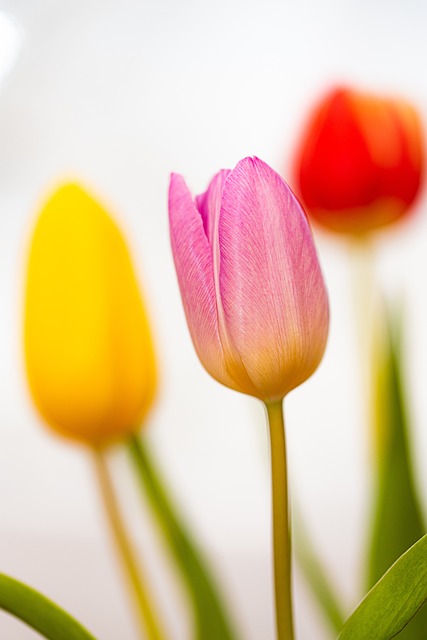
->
[168,157,329,402]
[24,183,156,445]
[294,87,424,235]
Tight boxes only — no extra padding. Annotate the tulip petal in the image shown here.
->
[295,88,424,234]
[218,157,329,399]
[298,89,377,211]
[168,174,233,388]
[25,184,156,444]
[385,100,423,206]
[195,169,231,246]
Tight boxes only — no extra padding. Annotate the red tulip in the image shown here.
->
[294,87,424,235]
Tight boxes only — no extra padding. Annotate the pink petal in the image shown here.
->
[218,157,329,399]
[195,169,231,245]
[193,167,261,396]
[168,174,233,388]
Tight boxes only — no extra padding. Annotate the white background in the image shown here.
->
[0,1,427,638]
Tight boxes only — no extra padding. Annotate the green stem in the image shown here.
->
[294,507,346,633]
[265,399,294,640]
[92,448,166,640]
[127,434,238,640]
[0,573,97,640]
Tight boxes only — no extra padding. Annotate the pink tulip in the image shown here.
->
[168,156,329,402]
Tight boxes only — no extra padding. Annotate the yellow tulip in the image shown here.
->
[24,183,156,446]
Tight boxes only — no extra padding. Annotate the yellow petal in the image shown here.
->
[24,183,156,445]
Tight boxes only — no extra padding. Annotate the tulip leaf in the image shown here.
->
[366,304,426,637]
[339,532,427,639]
[0,573,97,640]
[294,509,346,634]
[127,435,239,640]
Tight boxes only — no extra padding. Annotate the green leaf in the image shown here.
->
[0,573,97,640]
[294,509,346,634]
[366,304,427,637]
[127,435,239,640]
[339,533,427,639]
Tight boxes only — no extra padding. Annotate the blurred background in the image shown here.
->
[0,0,427,638]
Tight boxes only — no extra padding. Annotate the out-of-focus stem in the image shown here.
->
[349,237,378,452]
[127,434,238,640]
[265,399,294,640]
[349,236,375,368]
[92,448,166,640]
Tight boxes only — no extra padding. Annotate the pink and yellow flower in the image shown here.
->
[168,156,329,402]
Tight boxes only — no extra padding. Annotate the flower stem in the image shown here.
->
[349,238,376,426]
[265,399,294,640]
[92,447,165,640]
[127,434,239,640]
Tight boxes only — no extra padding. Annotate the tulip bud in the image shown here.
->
[294,87,424,235]
[24,183,156,446]
[168,156,329,402]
